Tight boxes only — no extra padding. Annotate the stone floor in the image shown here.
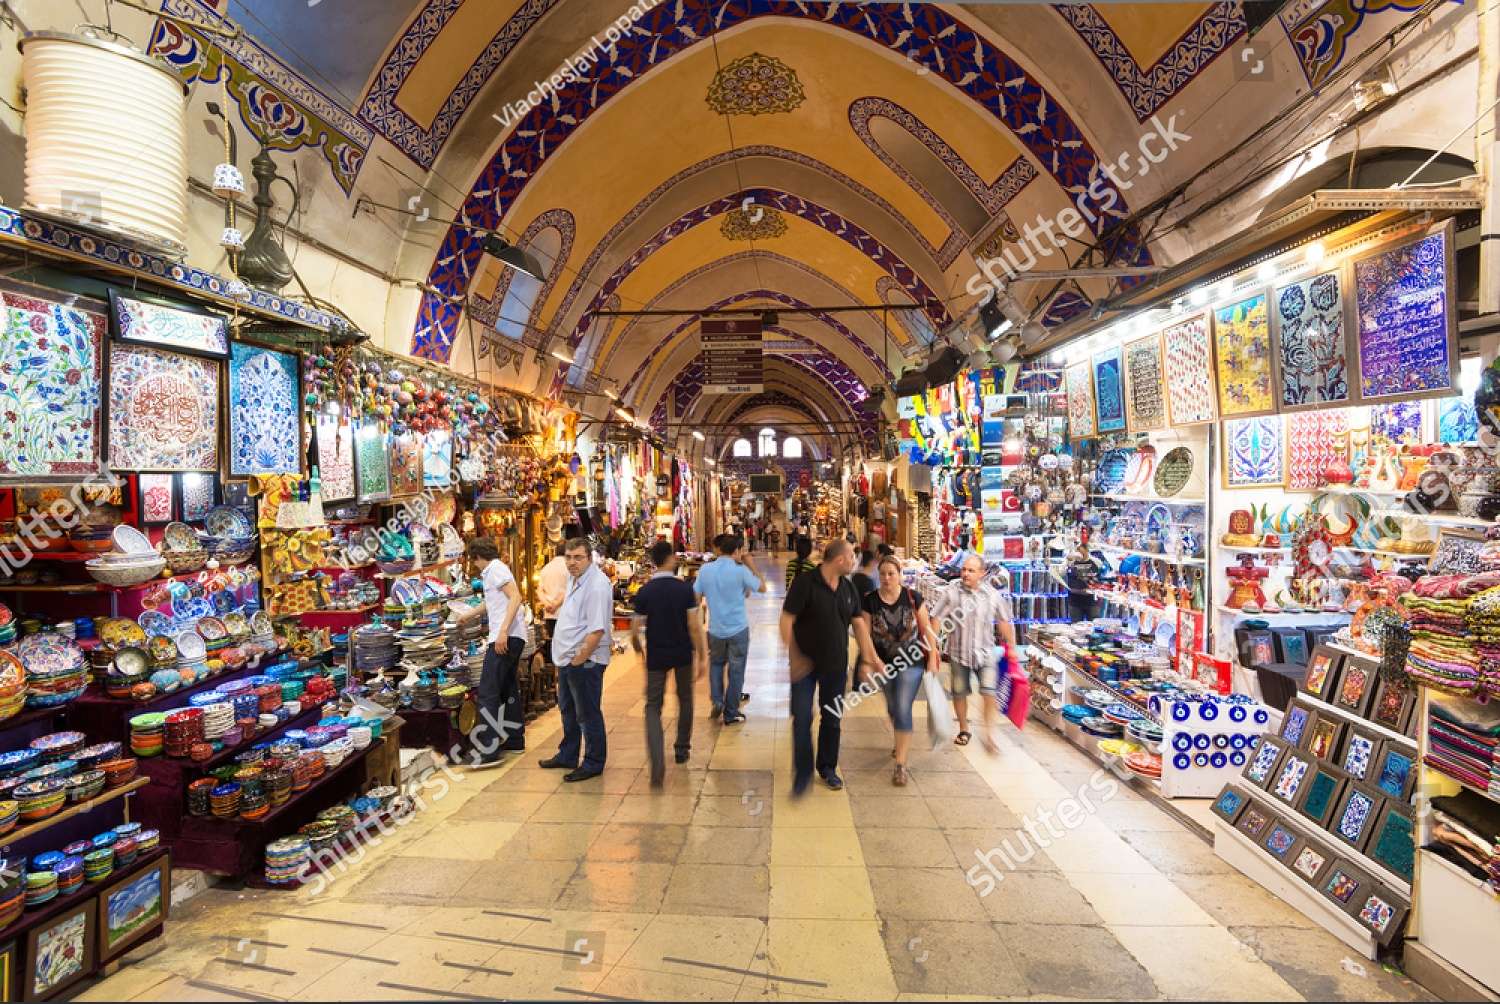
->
[82,557,1437,1002]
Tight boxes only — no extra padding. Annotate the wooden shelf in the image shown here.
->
[1092,494,1206,504]
[272,603,382,619]
[1371,508,1492,528]
[1095,544,1206,566]
[3,777,148,847]
[0,583,102,593]
[375,557,460,579]
[1214,604,1350,620]
[1300,692,1417,751]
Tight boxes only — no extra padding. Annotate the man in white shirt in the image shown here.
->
[466,538,529,768]
[539,537,614,782]
[930,555,1015,754]
[536,544,570,643]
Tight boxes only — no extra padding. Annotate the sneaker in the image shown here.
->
[892,764,910,787]
[710,703,723,719]
[791,772,812,798]
[674,752,690,764]
[465,756,506,771]
[819,770,844,791]
[723,713,746,725]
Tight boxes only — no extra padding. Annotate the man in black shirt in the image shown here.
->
[631,541,707,787]
[850,549,879,598]
[780,538,882,795]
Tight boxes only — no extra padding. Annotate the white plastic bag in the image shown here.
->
[924,672,955,749]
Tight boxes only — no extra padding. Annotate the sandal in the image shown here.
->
[893,764,910,787]
[954,731,971,746]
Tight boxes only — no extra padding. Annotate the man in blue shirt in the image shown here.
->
[631,541,707,786]
[539,537,614,782]
[694,534,767,724]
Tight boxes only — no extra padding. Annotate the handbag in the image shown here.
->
[996,651,1030,730]
[923,672,955,749]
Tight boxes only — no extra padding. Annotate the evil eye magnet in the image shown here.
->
[1193,733,1211,750]
[1253,709,1269,724]
[1213,734,1229,749]
[1173,753,1191,771]
[1230,735,1248,750]
[1193,752,1210,767]
[1210,752,1227,769]
[1230,751,1247,766]
[1172,733,1192,752]
[1198,703,1218,721]
[1229,706,1247,723]
[1172,704,1190,722]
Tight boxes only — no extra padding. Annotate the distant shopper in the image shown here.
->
[877,543,895,560]
[769,525,781,555]
[536,543,570,642]
[781,538,882,794]
[850,549,879,598]
[631,541,707,785]
[931,554,1015,754]
[865,555,939,786]
[695,534,766,724]
[539,538,613,782]
[784,535,817,589]
[466,538,528,768]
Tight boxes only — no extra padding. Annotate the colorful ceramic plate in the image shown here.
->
[196,617,228,642]
[137,610,171,637]
[98,618,147,650]
[204,506,252,540]
[112,647,149,676]
[163,522,197,551]
[111,525,153,555]
[176,631,207,662]
[1154,447,1194,497]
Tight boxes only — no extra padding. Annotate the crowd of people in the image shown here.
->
[466,524,1015,796]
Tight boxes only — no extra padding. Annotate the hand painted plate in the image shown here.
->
[137,610,171,637]
[163,522,197,551]
[1098,739,1142,758]
[1154,447,1194,497]
[176,631,207,662]
[196,617,228,642]
[212,589,236,614]
[98,618,147,650]
[1145,504,1171,540]
[14,635,84,675]
[146,636,177,665]
[113,647,149,676]
[1154,620,1176,651]
[29,731,84,754]
[1094,450,1130,495]
[204,505,252,540]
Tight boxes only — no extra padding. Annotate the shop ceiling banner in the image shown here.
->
[1354,221,1458,403]
[700,318,763,394]
[108,344,218,473]
[1213,291,1277,418]
[228,343,302,478]
[1122,333,1167,432]
[1065,361,1096,439]
[0,282,105,483]
[1162,313,1216,426]
[1275,270,1351,410]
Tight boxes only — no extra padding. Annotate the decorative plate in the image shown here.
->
[0,650,23,691]
[1094,450,1131,494]
[176,631,207,662]
[1145,504,1171,540]
[205,505,252,540]
[137,610,171,638]
[196,617,228,643]
[14,634,84,675]
[98,618,147,650]
[113,647,149,676]
[146,636,177,665]
[1153,447,1194,496]
[163,522,197,551]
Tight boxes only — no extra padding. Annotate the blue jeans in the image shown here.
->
[883,664,925,733]
[708,629,749,720]
[555,661,607,770]
[791,662,845,781]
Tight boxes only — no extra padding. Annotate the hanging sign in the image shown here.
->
[701,318,763,394]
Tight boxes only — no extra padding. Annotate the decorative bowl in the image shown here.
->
[85,557,166,587]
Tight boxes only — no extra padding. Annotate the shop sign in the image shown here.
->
[701,318,763,394]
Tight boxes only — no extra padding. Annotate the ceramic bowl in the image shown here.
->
[111,525,155,555]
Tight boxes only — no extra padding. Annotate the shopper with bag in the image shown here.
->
[931,554,1016,754]
[862,555,940,786]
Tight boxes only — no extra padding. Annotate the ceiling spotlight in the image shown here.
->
[614,407,634,422]
[549,346,574,363]
[1089,301,1107,321]
[480,234,546,280]
[965,349,990,370]
[603,386,619,400]
[691,430,706,441]
[978,295,1006,338]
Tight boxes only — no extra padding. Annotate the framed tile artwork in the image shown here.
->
[1320,859,1375,916]
[1222,415,1285,488]
[1332,659,1376,717]
[1331,782,1385,853]
[1372,745,1417,802]
[421,429,454,488]
[1338,727,1382,784]
[1210,785,1250,826]
[1212,289,1277,418]
[1295,762,1347,829]
[1355,885,1410,946]
[354,421,390,504]
[109,289,229,359]
[0,280,107,484]
[1161,312,1217,426]
[1279,700,1314,748]
[1366,801,1414,883]
[177,472,217,523]
[1286,408,1349,491]
[1275,269,1353,411]
[97,855,169,961]
[1122,333,1167,432]
[1065,361,1097,438]
[389,432,423,497]
[1092,345,1127,434]
[1288,838,1334,888]
[24,902,94,1000]
[1274,626,1311,666]
[227,342,302,478]
[315,416,356,504]
[1236,799,1275,841]
[1368,676,1416,735]
[137,472,175,525]
[1237,627,1275,670]
[1303,647,1342,701]
[1305,714,1345,763]
[108,344,219,472]
[1261,817,1299,862]
[1244,737,1286,789]
[1353,220,1458,403]
[1270,750,1313,806]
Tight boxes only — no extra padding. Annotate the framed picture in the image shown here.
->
[1236,799,1275,841]
[1237,627,1276,670]
[1262,817,1300,862]
[1275,269,1353,411]
[109,289,230,359]
[1065,361,1097,438]
[1213,289,1278,417]
[389,432,423,497]
[1222,415,1286,488]
[1270,749,1313,806]
[1333,659,1376,717]
[1320,859,1376,916]
[421,430,454,489]
[354,422,391,504]
[1280,700,1315,749]
[1331,782,1385,853]
[314,416,356,504]
[1304,647,1342,701]
[1273,627,1310,666]
[25,903,94,1000]
[1353,219,1458,404]
[97,855,169,961]
[1372,745,1417,802]
[1288,838,1334,888]
[1161,312,1217,426]
[227,342,302,478]
[1296,762,1348,828]
[221,481,250,510]
[1368,675,1416,735]
[1305,713,1345,763]
[108,344,219,473]
[1122,333,1167,432]
[1210,784,1251,826]
[1355,884,1411,945]
[1366,801,1414,883]
[0,279,107,484]
[137,472,176,525]
[177,472,217,523]
[1092,345,1127,434]
[1244,736,1287,789]
[1338,726,1383,784]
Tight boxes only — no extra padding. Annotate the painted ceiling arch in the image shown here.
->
[409,0,1157,362]
[468,207,575,348]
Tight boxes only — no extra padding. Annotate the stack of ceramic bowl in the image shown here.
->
[21,759,76,786]
[264,767,293,807]
[199,702,234,743]
[85,525,165,586]
[298,819,339,856]
[82,847,113,884]
[175,630,210,683]
[18,633,88,708]
[32,730,85,763]
[136,828,159,854]
[0,864,22,926]
[161,522,207,574]
[265,836,309,886]
[0,799,17,836]
[99,757,138,788]
[0,651,25,723]
[64,769,104,804]
[317,804,357,836]
[54,856,83,895]
[129,713,166,757]
[352,622,399,673]
[248,610,276,653]
[1123,750,1163,780]
[15,778,66,821]
[163,708,204,757]
[186,777,215,815]
[347,724,372,751]
[0,606,15,649]
[113,834,139,867]
[209,782,241,818]
[24,869,57,906]
[200,506,256,564]
[319,737,353,769]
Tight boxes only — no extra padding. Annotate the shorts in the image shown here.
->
[949,661,997,698]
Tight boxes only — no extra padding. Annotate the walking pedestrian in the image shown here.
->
[931,554,1015,754]
[784,535,817,589]
[465,538,529,768]
[850,549,879,598]
[695,534,766,724]
[864,556,939,786]
[630,541,707,785]
[781,538,882,794]
[769,524,781,555]
[537,543,570,643]
[538,537,614,782]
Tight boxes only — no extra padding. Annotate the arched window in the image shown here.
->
[494,228,561,342]
[758,428,776,458]
[732,438,753,458]
[782,436,803,458]
[877,277,935,348]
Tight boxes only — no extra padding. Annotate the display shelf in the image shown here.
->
[272,603,382,619]
[0,846,167,950]
[1061,660,1157,722]
[165,703,325,776]
[1299,692,1417,751]
[1315,485,1407,497]
[2,776,148,848]
[1095,544,1207,566]
[1420,756,1500,808]
[1218,544,1290,554]
[1325,640,1378,662]
[1091,494,1206,504]
[1213,604,1351,621]
[1086,589,1187,621]
[194,738,374,830]
[1371,508,1493,528]
[375,557,460,579]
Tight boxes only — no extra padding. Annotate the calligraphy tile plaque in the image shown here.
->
[1354,223,1458,402]
[1123,334,1167,432]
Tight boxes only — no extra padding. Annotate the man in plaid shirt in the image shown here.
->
[931,554,1016,754]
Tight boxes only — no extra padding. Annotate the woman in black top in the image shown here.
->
[862,556,940,786]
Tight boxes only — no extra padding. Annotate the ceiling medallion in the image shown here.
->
[706,52,806,116]
[975,216,1022,259]
[721,207,788,241]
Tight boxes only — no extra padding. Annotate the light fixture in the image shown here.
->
[603,386,618,400]
[691,430,706,441]
[979,295,1006,338]
[481,234,546,280]
[614,407,634,422]
[1306,241,1326,264]
[549,346,574,363]
[1217,279,1235,301]
[1189,287,1208,307]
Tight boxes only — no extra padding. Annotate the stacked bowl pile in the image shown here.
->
[82,847,113,884]
[18,633,88,708]
[128,713,165,757]
[85,525,165,586]
[199,506,256,565]
[0,649,26,722]
[265,836,309,885]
